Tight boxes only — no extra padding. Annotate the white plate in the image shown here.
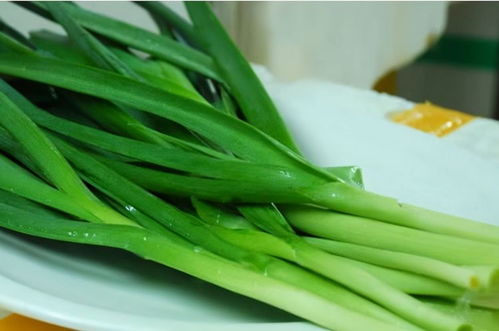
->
[1,79,499,330]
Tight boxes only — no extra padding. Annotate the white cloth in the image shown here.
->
[258,68,499,225]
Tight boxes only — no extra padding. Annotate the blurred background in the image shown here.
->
[215,1,499,119]
[396,2,499,119]
[1,1,498,119]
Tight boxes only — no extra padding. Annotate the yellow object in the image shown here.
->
[0,314,70,331]
[391,102,475,137]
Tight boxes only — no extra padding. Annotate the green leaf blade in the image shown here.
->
[0,53,318,172]
[186,2,300,152]
[19,1,222,81]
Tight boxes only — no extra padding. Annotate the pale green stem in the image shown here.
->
[421,297,499,331]
[293,240,468,331]
[302,182,499,245]
[285,206,499,265]
[209,226,467,330]
[0,205,401,331]
[305,237,480,290]
[348,259,463,297]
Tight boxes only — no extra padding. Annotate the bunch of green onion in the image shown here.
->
[0,2,498,330]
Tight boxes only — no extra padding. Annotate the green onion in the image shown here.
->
[305,237,481,290]
[0,2,496,330]
[285,206,499,265]
[186,2,300,151]
[136,1,198,44]
[16,1,222,81]
[0,92,135,226]
[0,204,402,331]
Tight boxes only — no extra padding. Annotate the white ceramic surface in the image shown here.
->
[1,78,499,330]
